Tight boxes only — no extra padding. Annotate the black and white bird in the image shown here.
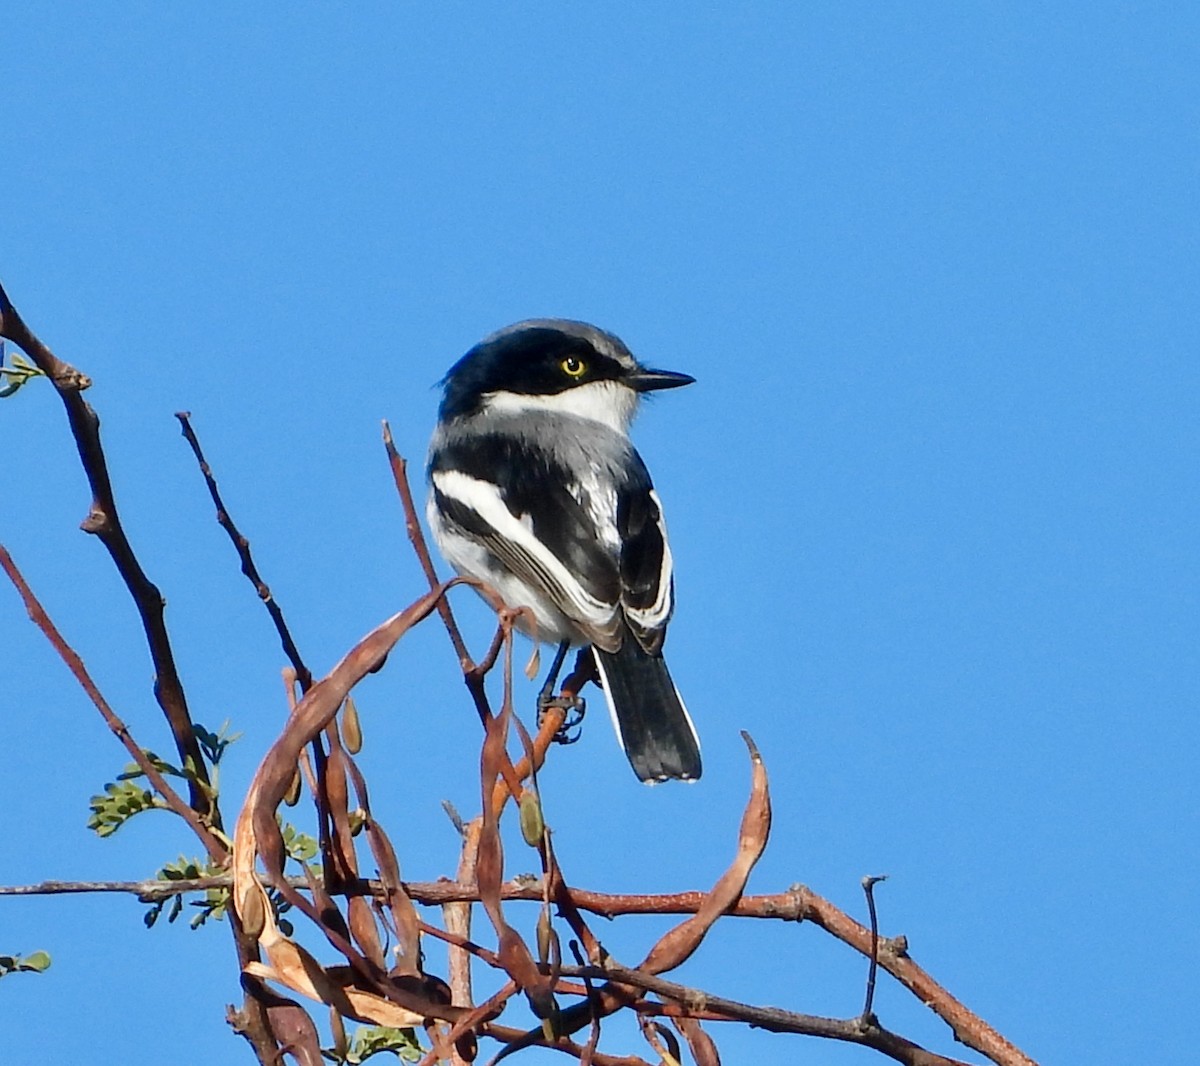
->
[426,319,701,782]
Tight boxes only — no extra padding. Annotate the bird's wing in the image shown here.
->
[615,453,675,655]
[430,434,623,647]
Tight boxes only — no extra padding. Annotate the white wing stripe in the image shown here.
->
[432,469,617,629]
[624,488,674,632]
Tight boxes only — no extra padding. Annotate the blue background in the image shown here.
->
[3,5,1196,1064]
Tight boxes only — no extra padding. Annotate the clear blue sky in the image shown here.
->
[3,5,1197,1064]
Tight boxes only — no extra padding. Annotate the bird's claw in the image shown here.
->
[537,693,587,744]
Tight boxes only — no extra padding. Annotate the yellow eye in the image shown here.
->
[560,355,588,378]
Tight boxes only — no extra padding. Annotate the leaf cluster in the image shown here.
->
[324,1025,422,1064]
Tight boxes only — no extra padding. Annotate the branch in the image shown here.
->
[567,961,972,1066]
[0,280,213,818]
[0,545,226,862]
[383,421,472,668]
[175,412,313,691]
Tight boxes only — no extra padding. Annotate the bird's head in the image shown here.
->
[438,319,694,433]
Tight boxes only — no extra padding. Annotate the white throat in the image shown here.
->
[482,380,639,435]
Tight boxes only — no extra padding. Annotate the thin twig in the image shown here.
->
[570,941,602,1066]
[480,1023,651,1066]
[0,545,226,862]
[175,412,313,690]
[862,874,888,1021]
[383,420,472,667]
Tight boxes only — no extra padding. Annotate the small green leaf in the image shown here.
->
[332,1025,423,1063]
[19,951,51,973]
[87,779,162,837]
[194,720,241,766]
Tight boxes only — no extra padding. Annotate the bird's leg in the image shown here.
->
[538,640,571,702]
[537,640,587,743]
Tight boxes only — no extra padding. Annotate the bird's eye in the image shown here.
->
[560,356,588,378]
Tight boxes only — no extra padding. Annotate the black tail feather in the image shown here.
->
[592,640,701,783]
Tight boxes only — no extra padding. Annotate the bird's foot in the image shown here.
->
[537,693,586,744]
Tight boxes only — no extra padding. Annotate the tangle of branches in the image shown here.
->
[0,278,1039,1066]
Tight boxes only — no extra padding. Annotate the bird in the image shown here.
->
[426,319,701,782]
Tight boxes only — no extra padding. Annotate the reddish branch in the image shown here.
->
[0,281,213,819]
[0,546,225,862]
[574,961,973,1066]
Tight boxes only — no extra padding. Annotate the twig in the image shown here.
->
[0,280,213,818]
[0,545,226,862]
[480,1023,651,1066]
[578,962,973,1066]
[862,874,888,1020]
[569,941,602,1066]
[383,420,472,668]
[446,817,483,1009]
[175,412,313,690]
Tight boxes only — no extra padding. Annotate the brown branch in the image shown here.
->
[383,421,472,668]
[0,540,283,1061]
[175,412,312,690]
[571,962,972,1066]
[480,1023,652,1066]
[795,887,1037,1066]
[445,816,483,1013]
[0,545,226,863]
[383,437,550,835]
[0,280,213,818]
[3,874,1034,1066]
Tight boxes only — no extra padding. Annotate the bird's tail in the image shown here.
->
[592,638,701,783]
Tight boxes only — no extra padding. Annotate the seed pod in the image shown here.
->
[519,790,545,847]
[283,766,302,807]
[328,1005,348,1059]
[239,884,266,939]
[535,907,559,966]
[342,696,363,753]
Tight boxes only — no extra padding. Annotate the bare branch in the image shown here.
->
[383,420,472,669]
[0,280,213,818]
[175,412,313,691]
[0,545,226,862]
[570,960,973,1066]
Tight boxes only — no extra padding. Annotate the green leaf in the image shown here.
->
[87,779,162,837]
[330,1025,423,1064]
[194,720,241,766]
[19,951,51,973]
[116,751,182,781]
[0,350,47,398]
[145,856,228,931]
[280,820,319,862]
